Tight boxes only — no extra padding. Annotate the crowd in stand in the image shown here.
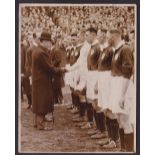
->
[21,6,135,47]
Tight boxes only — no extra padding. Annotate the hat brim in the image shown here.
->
[40,37,51,41]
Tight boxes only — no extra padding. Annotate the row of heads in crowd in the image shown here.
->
[21,6,135,28]
[21,27,135,51]
[21,6,135,45]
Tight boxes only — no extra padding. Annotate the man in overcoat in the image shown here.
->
[24,33,39,109]
[21,37,28,101]
[32,31,65,130]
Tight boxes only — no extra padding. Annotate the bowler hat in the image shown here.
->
[40,31,51,41]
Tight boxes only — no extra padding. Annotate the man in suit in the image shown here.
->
[32,31,65,130]
[24,33,39,109]
[21,36,29,103]
[50,38,64,104]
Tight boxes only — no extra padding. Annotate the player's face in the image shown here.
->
[78,32,85,43]
[98,32,107,44]
[71,36,77,46]
[28,36,33,45]
[42,40,52,50]
[129,33,135,41]
[85,31,96,44]
[34,37,40,45]
[108,33,119,46]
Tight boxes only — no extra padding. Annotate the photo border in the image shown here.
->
[15,0,140,155]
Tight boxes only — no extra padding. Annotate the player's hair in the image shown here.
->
[71,33,77,37]
[100,28,107,33]
[130,30,135,34]
[86,27,97,34]
[33,33,37,39]
[109,29,121,35]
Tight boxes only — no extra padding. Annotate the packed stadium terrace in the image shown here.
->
[21,6,135,41]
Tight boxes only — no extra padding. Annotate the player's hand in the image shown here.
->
[60,67,67,73]
[61,67,68,73]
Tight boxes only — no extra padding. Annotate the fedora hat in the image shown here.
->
[40,31,51,41]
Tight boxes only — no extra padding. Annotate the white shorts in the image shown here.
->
[64,64,71,86]
[73,69,79,90]
[64,64,75,88]
[76,68,87,91]
[124,81,136,125]
[109,76,131,114]
[98,71,111,110]
[69,70,75,88]
[86,71,98,101]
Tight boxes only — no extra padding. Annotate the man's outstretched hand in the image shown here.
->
[61,67,68,73]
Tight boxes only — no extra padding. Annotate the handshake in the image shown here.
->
[60,65,72,73]
[54,66,70,74]
[61,67,68,73]
[55,66,71,74]
[60,66,70,73]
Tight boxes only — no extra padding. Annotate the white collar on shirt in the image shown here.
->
[99,42,109,51]
[114,40,125,51]
[66,46,71,51]
[84,40,89,46]
[76,42,84,48]
[71,45,76,50]
[32,41,38,47]
[91,39,99,46]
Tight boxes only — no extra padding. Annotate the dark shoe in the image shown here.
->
[120,148,126,152]
[67,104,73,110]
[75,121,86,127]
[44,117,53,122]
[91,131,108,139]
[103,140,117,149]
[81,122,93,129]
[72,117,84,122]
[96,138,110,146]
[37,126,53,131]
[72,114,79,119]
[45,113,54,122]
[71,108,79,114]
[34,125,37,128]
[88,128,99,136]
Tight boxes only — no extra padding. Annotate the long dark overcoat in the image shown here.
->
[32,45,58,115]
[21,44,30,95]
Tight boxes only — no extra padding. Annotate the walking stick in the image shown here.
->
[52,111,54,124]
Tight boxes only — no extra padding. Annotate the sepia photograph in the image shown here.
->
[17,1,139,154]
